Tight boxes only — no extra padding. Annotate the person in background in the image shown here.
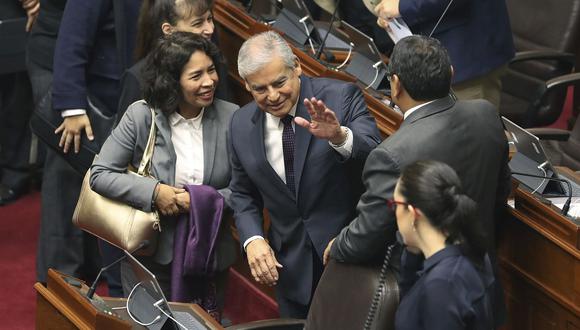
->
[374,0,514,107]
[116,0,232,123]
[91,32,238,320]
[392,160,495,330]
[229,31,381,318]
[0,0,39,206]
[37,0,141,297]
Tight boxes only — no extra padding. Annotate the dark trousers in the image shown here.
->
[276,246,324,319]
[0,71,34,190]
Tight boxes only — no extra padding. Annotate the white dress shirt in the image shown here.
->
[403,100,437,120]
[169,109,205,187]
[243,102,355,250]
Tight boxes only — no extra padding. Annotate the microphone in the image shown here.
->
[314,0,342,60]
[511,171,572,216]
[86,240,150,300]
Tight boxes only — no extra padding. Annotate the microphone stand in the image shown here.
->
[314,0,342,60]
[86,240,150,299]
[511,171,572,216]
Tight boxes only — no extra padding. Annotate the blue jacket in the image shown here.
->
[52,0,140,113]
[400,0,515,83]
[228,76,381,304]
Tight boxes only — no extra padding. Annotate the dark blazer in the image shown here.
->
[51,0,140,114]
[228,76,381,305]
[91,99,238,267]
[331,96,511,263]
[395,246,495,330]
[400,0,514,84]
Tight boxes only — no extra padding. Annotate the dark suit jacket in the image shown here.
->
[400,0,514,84]
[52,0,140,114]
[331,95,511,263]
[228,76,381,304]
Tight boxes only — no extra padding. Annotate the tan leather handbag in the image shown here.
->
[73,108,160,256]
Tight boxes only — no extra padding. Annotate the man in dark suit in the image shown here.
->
[36,0,141,296]
[374,0,514,107]
[327,35,510,327]
[228,31,381,318]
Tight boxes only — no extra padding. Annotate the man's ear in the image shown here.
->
[391,74,402,99]
[293,57,302,76]
[161,22,173,35]
[244,80,252,92]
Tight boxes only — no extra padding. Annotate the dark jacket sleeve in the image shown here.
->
[330,146,400,262]
[341,83,382,161]
[227,114,266,245]
[52,0,110,111]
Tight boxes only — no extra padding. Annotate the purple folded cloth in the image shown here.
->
[171,184,224,306]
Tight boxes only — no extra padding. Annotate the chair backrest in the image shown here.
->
[500,0,580,127]
[305,260,399,330]
[560,116,580,170]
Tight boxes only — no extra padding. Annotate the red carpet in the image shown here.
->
[0,190,277,328]
[0,191,41,330]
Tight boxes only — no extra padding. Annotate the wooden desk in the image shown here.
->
[498,173,580,329]
[35,269,222,329]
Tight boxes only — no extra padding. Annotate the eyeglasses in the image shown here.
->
[386,199,408,211]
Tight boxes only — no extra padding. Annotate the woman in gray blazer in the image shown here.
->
[90,32,238,315]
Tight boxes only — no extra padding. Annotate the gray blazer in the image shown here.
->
[90,99,238,267]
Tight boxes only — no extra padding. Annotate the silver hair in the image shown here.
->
[237,31,297,80]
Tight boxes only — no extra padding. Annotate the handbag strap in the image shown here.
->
[137,107,157,176]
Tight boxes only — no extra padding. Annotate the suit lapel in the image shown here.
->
[202,105,217,185]
[294,76,314,196]
[251,106,294,199]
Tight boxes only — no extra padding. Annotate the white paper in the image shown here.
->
[386,17,413,43]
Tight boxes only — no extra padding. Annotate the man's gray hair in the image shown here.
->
[237,31,297,80]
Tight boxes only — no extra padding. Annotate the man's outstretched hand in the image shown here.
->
[295,97,347,145]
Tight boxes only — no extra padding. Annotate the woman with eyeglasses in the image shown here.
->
[390,160,495,330]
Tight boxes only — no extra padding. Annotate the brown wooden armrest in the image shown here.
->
[227,319,306,330]
[527,127,570,141]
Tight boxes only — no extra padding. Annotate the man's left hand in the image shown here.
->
[295,97,347,145]
[323,237,336,266]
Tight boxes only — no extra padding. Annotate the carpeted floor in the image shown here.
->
[0,190,278,329]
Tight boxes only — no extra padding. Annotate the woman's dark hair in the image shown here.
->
[142,31,221,114]
[134,0,214,60]
[398,160,487,266]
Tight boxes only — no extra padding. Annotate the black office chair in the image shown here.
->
[500,0,580,128]
[529,109,580,171]
[227,259,399,330]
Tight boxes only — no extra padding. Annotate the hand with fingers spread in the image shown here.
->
[55,114,94,154]
[294,97,347,145]
[246,239,283,286]
[154,184,186,216]
[323,237,336,266]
